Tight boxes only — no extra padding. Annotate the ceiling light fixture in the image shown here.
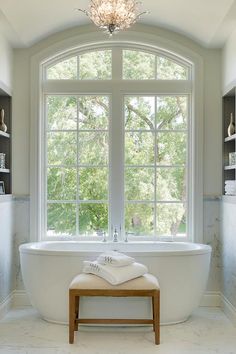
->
[77,0,148,35]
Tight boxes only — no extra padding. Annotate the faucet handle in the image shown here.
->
[113,228,118,242]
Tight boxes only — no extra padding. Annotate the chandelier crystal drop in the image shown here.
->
[77,0,148,35]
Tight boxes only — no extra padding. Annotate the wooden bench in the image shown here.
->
[69,273,160,345]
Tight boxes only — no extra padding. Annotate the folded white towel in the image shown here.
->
[225,180,236,185]
[82,261,148,285]
[96,251,135,267]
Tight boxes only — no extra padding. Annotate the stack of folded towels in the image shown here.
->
[82,251,148,285]
[225,180,236,195]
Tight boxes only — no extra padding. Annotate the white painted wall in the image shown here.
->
[0,32,13,90]
[222,28,236,92]
[12,50,30,195]
[204,50,222,196]
[221,200,236,309]
[0,198,14,304]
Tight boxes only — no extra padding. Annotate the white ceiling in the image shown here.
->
[0,0,236,48]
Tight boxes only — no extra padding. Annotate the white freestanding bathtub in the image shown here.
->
[19,241,211,325]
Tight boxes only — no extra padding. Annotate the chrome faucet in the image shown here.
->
[102,231,107,242]
[113,228,118,242]
[125,231,134,242]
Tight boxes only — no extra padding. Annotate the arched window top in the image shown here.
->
[45,46,191,81]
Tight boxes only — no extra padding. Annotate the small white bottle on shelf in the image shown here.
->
[0,108,7,133]
[227,112,235,137]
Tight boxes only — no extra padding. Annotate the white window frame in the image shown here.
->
[30,30,203,243]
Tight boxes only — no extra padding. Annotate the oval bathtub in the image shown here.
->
[19,241,211,325]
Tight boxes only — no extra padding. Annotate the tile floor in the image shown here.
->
[0,307,236,354]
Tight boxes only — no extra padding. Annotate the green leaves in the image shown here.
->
[124,95,187,237]
[47,96,77,130]
[79,50,112,80]
[47,57,77,80]
[46,50,112,80]
[123,50,155,80]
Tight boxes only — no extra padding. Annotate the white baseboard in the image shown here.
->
[200,291,221,307]
[0,290,31,319]
[220,293,236,326]
[0,292,13,320]
[13,290,31,308]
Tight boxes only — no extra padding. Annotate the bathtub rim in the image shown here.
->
[19,241,212,257]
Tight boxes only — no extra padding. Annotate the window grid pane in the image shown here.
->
[156,56,188,80]
[123,50,155,80]
[46,95,109,237]
[78,50,112,80]
[45,49,189,82]
[47,57,77,80]
[124,95,188,237]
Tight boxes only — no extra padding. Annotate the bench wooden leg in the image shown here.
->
[75,296,80,331]
[153,291,160,345]
[69,291,76,344]
[152,296,155,332]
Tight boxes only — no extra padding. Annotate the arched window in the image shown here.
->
[40,44,193,241]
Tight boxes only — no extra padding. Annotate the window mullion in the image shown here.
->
[110,90,124,240]
[42,95,48,241]
[154,96,157,238]
[112,47,122,79]
[76,95,79,236]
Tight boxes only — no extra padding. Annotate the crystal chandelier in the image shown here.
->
[77,0,148,35]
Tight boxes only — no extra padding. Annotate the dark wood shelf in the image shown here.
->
[0,194,13,201]
[225,134,236,142]
[0,130,10,138]
[223,89,236,195]
[0,168,10,173]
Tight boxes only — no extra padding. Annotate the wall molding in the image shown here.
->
[200,291,221,307]
[0,290,31,319]
[221,293,236,326]
[0,292,13,320]
[13,290,31,308]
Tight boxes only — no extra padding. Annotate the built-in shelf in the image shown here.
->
[224,165,236,170]
[0,168,10,173]
[0,131,10,138]
[222,195,236,203]
[0,194,13,202]
[223,89,236,196]
[224,134,236,142]
[0,87,12,194]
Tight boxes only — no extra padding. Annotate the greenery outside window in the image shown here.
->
[42,46,193,240]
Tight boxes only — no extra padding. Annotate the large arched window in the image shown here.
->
[39,43,194,241]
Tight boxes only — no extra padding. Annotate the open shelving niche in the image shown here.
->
[0,83,12,197]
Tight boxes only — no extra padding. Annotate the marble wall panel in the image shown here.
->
[0,198,14,303]
[221,200,236,308]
